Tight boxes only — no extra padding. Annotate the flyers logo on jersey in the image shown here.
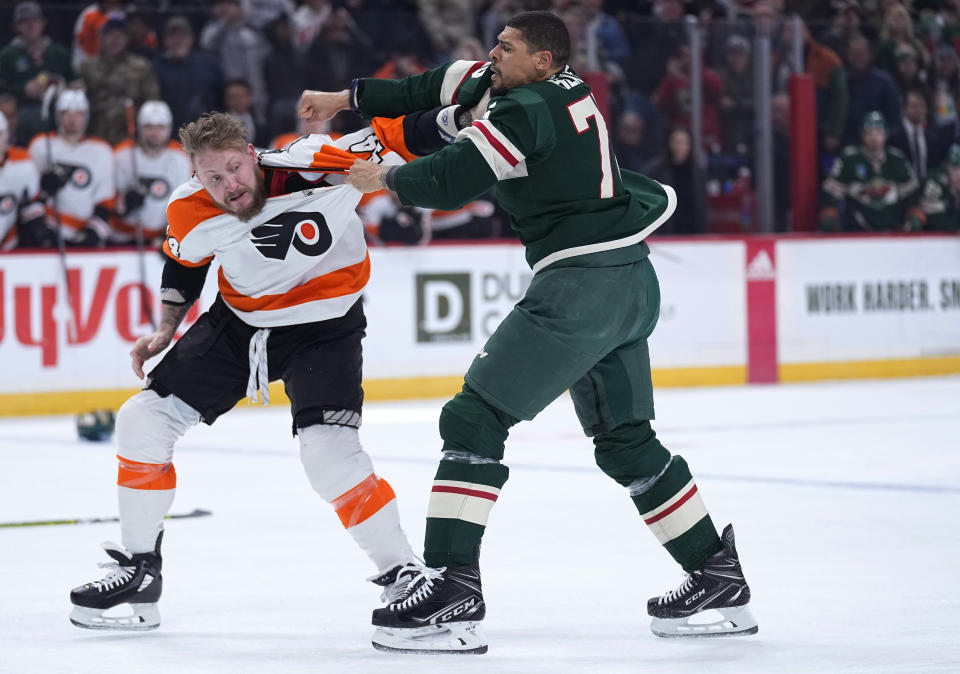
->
[58,163,92,189]
[251,211,332,260]
[140,176,171,200]
[0,195,15,215]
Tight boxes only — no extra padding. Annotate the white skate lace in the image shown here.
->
[88,562,135,592]
[392,566,446,611]
[658,572,699,605]
[375,558,427,603]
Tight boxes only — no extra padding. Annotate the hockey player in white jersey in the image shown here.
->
[27,89,116,246]
[67,109,458,633]
[112,101,191,245]
[0,111,47,250]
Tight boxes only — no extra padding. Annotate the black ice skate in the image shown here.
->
[370,564,487,654]
[368,560,428,604]
[69,532,163,631]
[647,524,758,638]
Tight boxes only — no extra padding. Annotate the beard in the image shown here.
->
[217,179,266,222]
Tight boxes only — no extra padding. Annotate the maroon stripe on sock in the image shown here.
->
[431,485,499,501]
[644,485,698,525]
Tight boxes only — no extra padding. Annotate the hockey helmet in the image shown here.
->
[76,409,117,442]
[0,111,8,135]
[138,100,173,128]
[56,89,89,115]
[861,111,886,131]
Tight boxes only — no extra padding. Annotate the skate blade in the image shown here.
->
[651,605,758,639]
[372,621,488,654]
[69,603,160,631]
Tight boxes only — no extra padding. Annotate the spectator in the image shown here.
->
[906,143,960,231]
[0,2,74,145]
[643,127,708,234]
[291,0,332,52]
[71,0,124,70]
[818,0,873,57]
[27,89,115,246]
[0,110,48,250]
[306,8,371,96]
[200,0,271,124]
[654,43,725,150]
[111,100,191,245]
[480,0,522,52]
[719,34,754,155]
[772,92,792,231]
[124,7,160,60]
[153,16,223,134]
[614,109,660,172]
[80,12,160,145]
[821,111,919,231]
[241,0,296,30]
[891,44,931,103]
[223,79,269,148]
[842,35,902,146]
[779,19,847,157]
[930,43,960,128]
[622,0,687,97]
[875,4,931,75]
[417,0,475,59]
[579,0,631,73]
[889,89,937,179]
[263,14,310,141]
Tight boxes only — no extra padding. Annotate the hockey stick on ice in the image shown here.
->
[0,508,212,529]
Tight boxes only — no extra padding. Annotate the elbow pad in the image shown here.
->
[160,258,209,306]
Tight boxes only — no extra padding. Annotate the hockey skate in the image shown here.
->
[368,560,427,604]
[371,564,487,654]
[69,533,163,631]
[648,524,758,638]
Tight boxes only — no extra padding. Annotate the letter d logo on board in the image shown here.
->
[417,273,471,342]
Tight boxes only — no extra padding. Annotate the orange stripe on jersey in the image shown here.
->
[117,455,177,490]
[114,139,135,152]
[332,474,396,529]
[218,252,370,312]
[370,116,418,162]
[112,217,165,239]
[6,147,31,162]
[45,207,86,230]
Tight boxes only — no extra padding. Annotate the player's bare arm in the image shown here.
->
[130,303,190,379]
[346,159,390,193]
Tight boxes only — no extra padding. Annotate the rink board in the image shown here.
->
[1,235,958,415]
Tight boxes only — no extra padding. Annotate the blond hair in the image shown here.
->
[178,112,248,162]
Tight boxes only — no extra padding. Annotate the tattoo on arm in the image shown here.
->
[159,302,191,335]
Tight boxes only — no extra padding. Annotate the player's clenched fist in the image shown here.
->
[298,89,351,122]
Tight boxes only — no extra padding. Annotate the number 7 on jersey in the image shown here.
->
[567,95,615,199]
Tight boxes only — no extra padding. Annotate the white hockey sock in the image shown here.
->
[119,484,175,553]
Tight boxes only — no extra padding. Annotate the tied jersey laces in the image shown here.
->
[246,328,272,405]
[390,566,446,611]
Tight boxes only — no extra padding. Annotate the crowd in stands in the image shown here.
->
[0,0,958,252]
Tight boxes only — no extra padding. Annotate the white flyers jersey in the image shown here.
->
[0,148,42,250]
[27,133,116,235]
[163,127,406,328]
[113,140,192,241]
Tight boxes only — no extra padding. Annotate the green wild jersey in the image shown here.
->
[822,145,919,231]
[914,169,960,231]
[356,60,673,271]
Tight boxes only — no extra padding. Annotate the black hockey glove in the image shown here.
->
[40,169,66,196]
[73,225,106,248]
[124,189,146,213]
[379,206,425,245]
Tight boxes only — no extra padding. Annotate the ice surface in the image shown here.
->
[2,376,959,673]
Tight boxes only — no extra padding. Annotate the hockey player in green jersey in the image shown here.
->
[299,10,756,653]
[906,143,960,231]
[820,111,919,231]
